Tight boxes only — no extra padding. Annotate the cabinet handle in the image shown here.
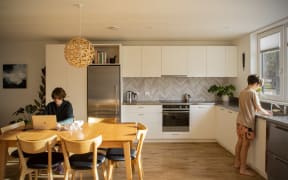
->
[274,155,288,165]
[138,106,144,109]
[138,114,144,116]
[228,111,233,114]
[272,124,288,132]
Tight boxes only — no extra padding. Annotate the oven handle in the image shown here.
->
[163,111,189,113]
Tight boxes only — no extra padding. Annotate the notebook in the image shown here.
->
[32,115,57,130]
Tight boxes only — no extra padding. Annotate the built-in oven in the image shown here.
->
[162,104,190,132]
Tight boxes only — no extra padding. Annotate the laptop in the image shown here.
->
[32,115,57,130]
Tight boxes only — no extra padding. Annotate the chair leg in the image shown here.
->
[19,170,26,180]
[34,170,38,180]
[107,160,114,180]
[93,167,99,180]
[136,159,143,180]
[101,163,107,180]
[48,168,53,180]
[72,170,76,180]
[64,169,70,180]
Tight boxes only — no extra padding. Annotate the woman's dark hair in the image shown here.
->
[247,74,263,86]
[51,87,66,99]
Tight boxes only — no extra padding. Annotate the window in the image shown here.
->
[258,26,286,101]
[260,32,281,96]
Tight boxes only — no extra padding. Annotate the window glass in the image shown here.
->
[260,32,281,96]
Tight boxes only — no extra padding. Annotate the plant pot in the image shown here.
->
[222,95,229,102]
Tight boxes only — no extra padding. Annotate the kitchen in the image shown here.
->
[1,0,288,180]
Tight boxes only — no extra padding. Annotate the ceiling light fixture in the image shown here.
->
[64,3,95,68]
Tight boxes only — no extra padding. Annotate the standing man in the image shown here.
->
[45,87,74,124]
[234,75,271,176]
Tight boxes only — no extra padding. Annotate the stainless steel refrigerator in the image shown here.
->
[87,65,120,122]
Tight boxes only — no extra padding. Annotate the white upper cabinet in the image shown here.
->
[187,46,206,77]
[142,46,162,77]
[122,46,161,77]
[225,46,238,77]
[122,45,237,77]
[122,46,142,77]
[206,46,226,77]
[162,46,187,76]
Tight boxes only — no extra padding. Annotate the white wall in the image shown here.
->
[229,34,258,96]
[0,41,47,127]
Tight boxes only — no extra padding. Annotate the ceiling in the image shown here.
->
[0,0,288,41]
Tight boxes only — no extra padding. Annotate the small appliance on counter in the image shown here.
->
[126,91,137,104]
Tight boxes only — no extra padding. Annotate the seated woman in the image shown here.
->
[45,87,74,125]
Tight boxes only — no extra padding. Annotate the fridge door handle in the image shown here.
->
[115,85,119,115]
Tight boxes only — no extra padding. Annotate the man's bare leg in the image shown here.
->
[234,136,242,168]
[239,137,255,176]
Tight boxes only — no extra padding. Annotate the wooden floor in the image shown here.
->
[5,143,264,180]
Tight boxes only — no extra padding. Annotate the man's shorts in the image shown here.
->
[236,123,255,140]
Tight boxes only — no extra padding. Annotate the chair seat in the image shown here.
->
[27,152,64,169]
[69,153,106,170]
[10,149,33,158]
[106,148,137,161]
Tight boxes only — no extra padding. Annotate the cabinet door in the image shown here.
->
[206,46,226,77]
[122,46,142,77]
[162,46,187,75]
[190,105,216,139]
[216,106,237,153]
[122,105,162,139]
[46,45,86,121]
[187,46,206,77]
[142,46,162,77]
[225,46,237,77]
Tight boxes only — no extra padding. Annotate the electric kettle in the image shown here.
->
[126,91,137,104]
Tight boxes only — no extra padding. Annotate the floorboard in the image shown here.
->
[5,143,265,180]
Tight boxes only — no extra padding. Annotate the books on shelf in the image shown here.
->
[94,50,107,64]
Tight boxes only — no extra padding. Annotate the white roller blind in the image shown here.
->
[260,32,280,51]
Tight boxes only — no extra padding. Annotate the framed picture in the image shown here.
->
[3,64,27,88]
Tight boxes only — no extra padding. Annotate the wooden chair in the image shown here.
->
[0,121,26,159]
[106,123,148,180]
[60,135,107,180]
[17,134,64,180]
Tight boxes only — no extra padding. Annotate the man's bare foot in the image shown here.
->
[240,169,255,176]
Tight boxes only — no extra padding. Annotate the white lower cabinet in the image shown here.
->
[190,105,216,139]
[121,105,162,139]
[247,118,267,178]
[216,106,238,154]
[216,106,267,178]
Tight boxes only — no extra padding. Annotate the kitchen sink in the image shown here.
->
[272,112,288,117]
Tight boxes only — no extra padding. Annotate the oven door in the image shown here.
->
[162,110,189,132]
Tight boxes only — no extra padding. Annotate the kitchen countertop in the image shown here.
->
[122,101,216,105]
[216,102,288,127]
[123,100,288,126]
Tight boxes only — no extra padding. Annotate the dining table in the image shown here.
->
[0,120,137,180]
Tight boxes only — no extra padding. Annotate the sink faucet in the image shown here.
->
[270,103,287,114]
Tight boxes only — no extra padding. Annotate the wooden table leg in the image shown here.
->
[123,142,132,180]
[0,141,8,180]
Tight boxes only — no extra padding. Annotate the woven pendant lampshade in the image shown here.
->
[64,37,95,68]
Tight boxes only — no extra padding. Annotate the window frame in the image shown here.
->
[257,25,285,102]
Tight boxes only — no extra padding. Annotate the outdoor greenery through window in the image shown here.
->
[260,32,281,96]
[258,24,287,101]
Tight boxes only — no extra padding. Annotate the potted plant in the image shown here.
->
[208,84,236,102]
[11,67,46,124]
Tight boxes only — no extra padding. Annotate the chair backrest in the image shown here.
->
[17,135,58,154]
[0,121,25,134]
[60,135,102,169]
[135,123,148,160]
[17,135,58,171]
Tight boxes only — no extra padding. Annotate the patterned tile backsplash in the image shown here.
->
[123,77,228,101]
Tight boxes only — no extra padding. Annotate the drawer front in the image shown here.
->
[122,105,162,113]
[268,123,288,159]
[267,153,288,180]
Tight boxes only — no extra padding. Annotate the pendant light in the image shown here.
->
[64,3,95,68]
